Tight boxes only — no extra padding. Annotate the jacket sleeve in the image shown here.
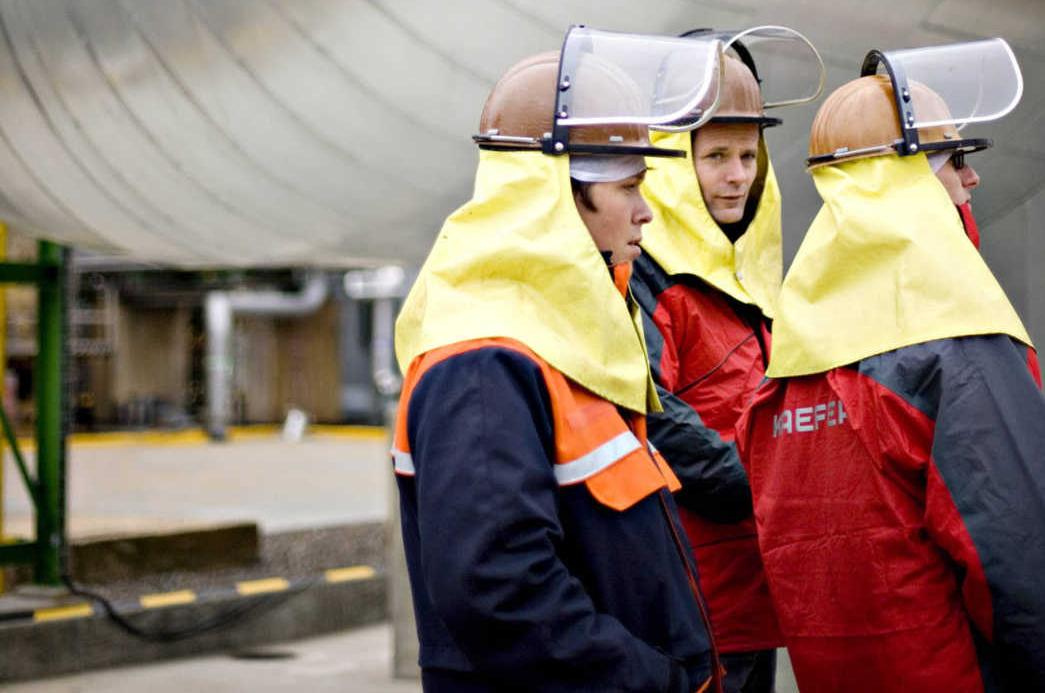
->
[636,293,753,523]
[913,336,1045,689]
[407,347,687,692]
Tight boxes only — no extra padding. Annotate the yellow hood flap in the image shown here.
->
[639,130,783,317]
[395,150,661,413]
[768,153,1031,377]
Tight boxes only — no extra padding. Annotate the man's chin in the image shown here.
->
[712,209,744,225]
[616,246,641,265]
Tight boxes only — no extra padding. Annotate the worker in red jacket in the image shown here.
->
[736,39,1045,692]
[632,28,824,692]
[394,28,729,692]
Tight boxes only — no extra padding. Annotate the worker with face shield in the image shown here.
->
[735,39,1045,691]
[393,28,727,692]
[630,27,824,693]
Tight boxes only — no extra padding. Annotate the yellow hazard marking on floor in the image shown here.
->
[19,430,210,450]
[236,577,290,596]
[140,590,197,609]
[311,425,387,441]
[16,425,387,450]
[33,603,94,622]
[324,565,376,583]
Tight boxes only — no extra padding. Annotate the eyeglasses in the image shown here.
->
[950,151,966,170]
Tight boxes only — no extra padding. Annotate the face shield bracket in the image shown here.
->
[542,25,585,156]
[861,50,921,156]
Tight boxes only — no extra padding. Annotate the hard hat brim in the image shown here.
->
[473,136,685,159]
[711,115,783,128]
[805,136,991,169]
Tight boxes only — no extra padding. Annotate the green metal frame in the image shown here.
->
[0,241,66,584]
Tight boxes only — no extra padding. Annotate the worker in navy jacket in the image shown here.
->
[393,31,728,692]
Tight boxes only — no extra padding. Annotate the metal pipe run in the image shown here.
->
[205,273,328,439]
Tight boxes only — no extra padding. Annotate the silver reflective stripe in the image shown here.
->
[554,431,641,485]
[647,441,660,456]
[391,448,415,475]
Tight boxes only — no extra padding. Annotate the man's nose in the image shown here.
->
[960,165,980,190]
[724,156,746,184]
[634,197,653,225]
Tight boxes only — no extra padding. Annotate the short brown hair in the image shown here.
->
[570,178,598,212]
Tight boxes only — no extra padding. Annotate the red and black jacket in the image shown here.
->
[737,334,1045,692]
[631,253,783,654]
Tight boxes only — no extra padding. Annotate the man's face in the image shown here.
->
[574,171,653,266]
[934,152,981,205]
[692,123,760,225]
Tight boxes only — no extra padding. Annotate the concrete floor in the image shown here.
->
[3,623,799,692]
[3,623,422,693]
[2,429,392,540]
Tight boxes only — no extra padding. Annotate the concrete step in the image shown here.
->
[71,522,260,583]
[3,521,261,590]
[0,522,388,683]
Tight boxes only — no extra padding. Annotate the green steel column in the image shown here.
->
[35,241,65,584]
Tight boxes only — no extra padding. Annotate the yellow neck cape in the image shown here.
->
[639,130,783,318]
[395,150,660,414]
[768,154,1031,378]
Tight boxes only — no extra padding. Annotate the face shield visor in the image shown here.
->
[475,26,724,158]
[808,38,1022,167]
[665,25,825,129]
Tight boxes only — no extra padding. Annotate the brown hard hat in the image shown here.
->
[807,75,962,168]
[475,51,658,154]
[711,54,768,122]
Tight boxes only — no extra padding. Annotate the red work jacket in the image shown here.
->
[737,335,1045,692]
[631,254,782,654]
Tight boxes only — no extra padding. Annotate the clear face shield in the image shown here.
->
[546,26,724,154]
[665,25,825,129]
[728,26,825,111]
[862,38,1023,157]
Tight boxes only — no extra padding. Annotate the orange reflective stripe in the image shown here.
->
[554,431,642,485]
[555,388,632,465]
[392,338,533,474]
[584,446,673,511]
[393,337,672,509]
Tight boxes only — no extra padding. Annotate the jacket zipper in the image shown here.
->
[645,437,723,693]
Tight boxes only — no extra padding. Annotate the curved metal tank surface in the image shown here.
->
[0,0,1040,270]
